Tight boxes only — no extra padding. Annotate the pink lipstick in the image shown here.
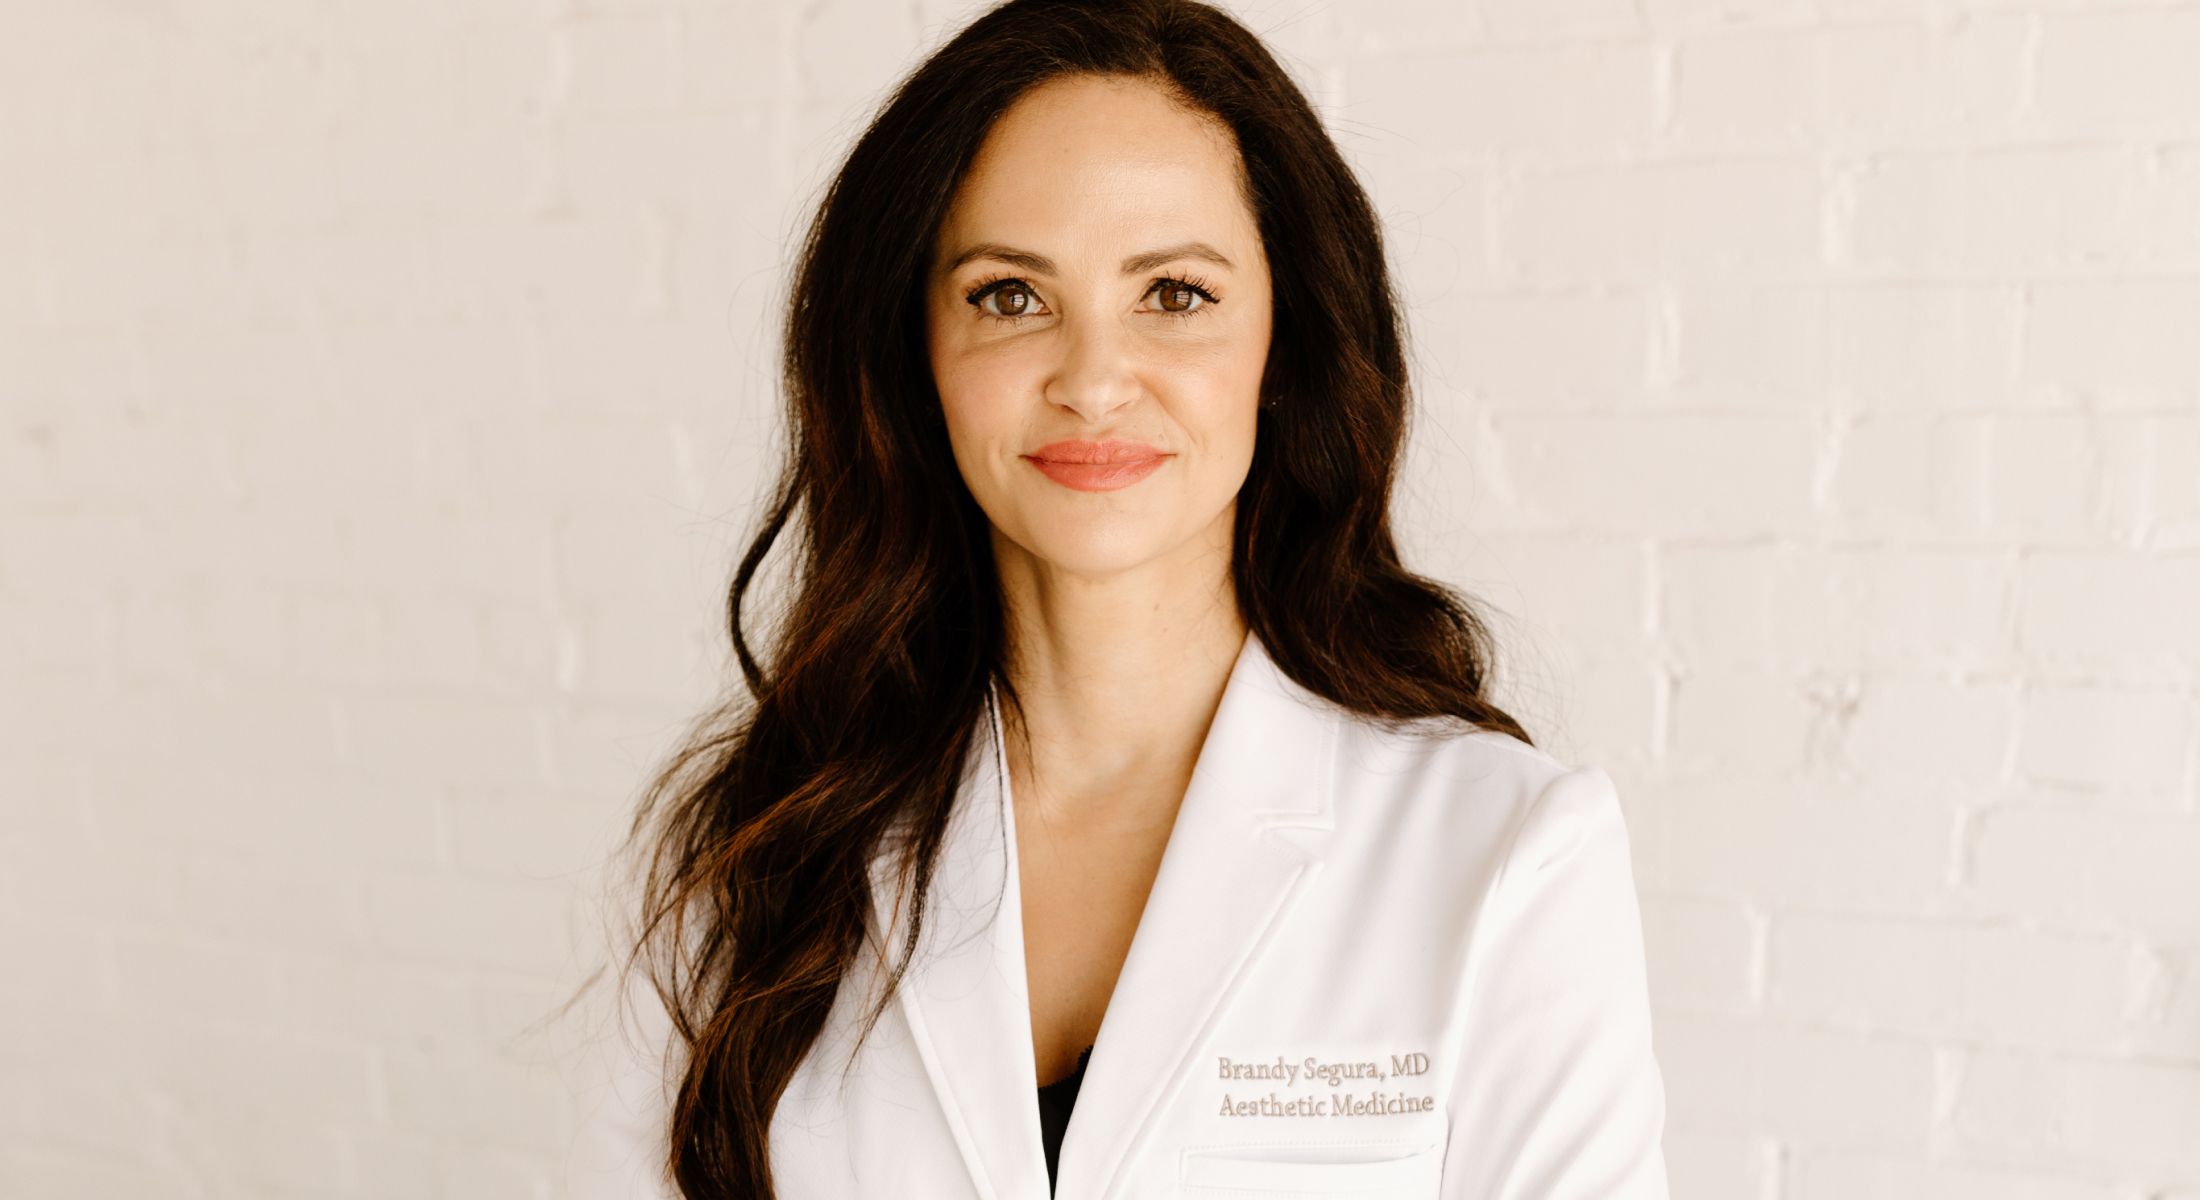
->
[1021,439,1171,493]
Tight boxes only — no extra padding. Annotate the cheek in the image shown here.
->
[933,361,1034,508]
[935,357,1023,447]
[1181,345,1264,452]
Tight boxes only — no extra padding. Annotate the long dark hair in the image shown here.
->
[601,0,1532,1194]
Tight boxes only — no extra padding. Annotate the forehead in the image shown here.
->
[935,75,1256,268]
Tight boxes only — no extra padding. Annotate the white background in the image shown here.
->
[3,0,2196,1196]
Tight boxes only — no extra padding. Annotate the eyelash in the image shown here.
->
[962,273,1221,324]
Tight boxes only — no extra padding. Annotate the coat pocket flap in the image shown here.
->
[1180,1143,1441,1193]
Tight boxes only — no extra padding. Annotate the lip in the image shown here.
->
[1021,439,1172,493]
[1025,439,1168,464]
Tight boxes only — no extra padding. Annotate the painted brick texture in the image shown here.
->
[2,0,2192,1196]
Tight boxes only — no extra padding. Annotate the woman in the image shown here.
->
[573,1,1668,1197]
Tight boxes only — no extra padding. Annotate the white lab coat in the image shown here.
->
[567,630,1668,1200]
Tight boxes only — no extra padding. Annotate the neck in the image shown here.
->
[989,519,1248,835]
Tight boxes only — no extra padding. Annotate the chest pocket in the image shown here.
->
[1178,1143,1441,1198]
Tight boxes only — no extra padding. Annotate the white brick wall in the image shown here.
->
[2,0,2192,1196]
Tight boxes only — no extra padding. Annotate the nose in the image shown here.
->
[1043,315,1141,424]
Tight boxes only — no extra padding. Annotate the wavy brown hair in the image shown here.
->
[595,0,1533,1194]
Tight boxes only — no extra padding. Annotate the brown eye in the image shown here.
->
[1145,277,1217,318]
[985,283,1033,317]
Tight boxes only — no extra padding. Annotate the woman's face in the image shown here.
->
[925,74,1274,583]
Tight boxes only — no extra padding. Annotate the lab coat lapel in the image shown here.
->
[866,684,1048,1200]
[1054,630,1336,1200]
[868,630,1338,1200]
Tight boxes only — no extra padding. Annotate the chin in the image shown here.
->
[1024,533,1171,580]
[994,512,1182,578]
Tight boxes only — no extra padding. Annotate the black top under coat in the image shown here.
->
[1036,1042,1095,1195]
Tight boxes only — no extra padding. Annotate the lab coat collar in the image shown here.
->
[865,628,1338,1200]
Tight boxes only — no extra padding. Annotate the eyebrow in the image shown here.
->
[939,240,1236,278]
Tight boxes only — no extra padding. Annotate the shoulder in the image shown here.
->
[1327,711,1635,901]
[1333,710,1616,822]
